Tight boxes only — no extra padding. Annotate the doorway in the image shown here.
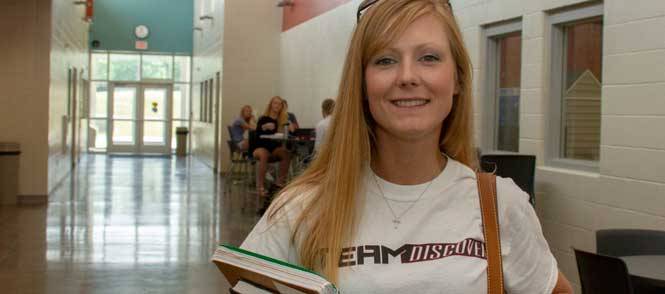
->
[108,83,173,154]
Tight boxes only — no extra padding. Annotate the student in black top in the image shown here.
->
[253,96,291,198]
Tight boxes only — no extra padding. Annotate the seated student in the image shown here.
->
[230,105,256,151]
[254,96,291,198]
[282,99,299,132]
[241,1,573,293]
[314,98,335,152]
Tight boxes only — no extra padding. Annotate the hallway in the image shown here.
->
[0,155,255,293]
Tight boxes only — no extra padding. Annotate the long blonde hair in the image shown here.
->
[262,96,288,126]
[268,0,477,283]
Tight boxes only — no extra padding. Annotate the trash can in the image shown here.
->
[175,127,188,157]
[0,142,20,205]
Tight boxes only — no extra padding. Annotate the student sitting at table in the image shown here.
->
[254,96,291,198]
[230,105,256,151]
[282,99,299,132]
[315,98,335,152]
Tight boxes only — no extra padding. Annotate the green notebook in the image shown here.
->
[212,244,338,294]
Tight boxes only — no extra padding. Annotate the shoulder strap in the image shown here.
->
[476,172,504,294]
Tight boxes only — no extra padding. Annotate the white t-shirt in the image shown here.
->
[241,158,558,293]
[314,116,331,151]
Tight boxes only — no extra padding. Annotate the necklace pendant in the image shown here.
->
[392,219,401,229]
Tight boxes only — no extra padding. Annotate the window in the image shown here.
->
[109,54,140,81]
[88,51,192,152]
[484,20,522,152]
[90,82,108,118]
[207,78,214,123]
[142,54,173,80]
[548,4,603,170]
[91,53,108,80]
[174,56,191,82]
[200,81,206,122]
[173,84,190,120]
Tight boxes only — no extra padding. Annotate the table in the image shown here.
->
[620,255,665,289]
[258,133,315,176]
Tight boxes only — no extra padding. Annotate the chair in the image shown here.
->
[597,229,665,257]
[574,249,634,294]
[225,140,251,193]
[479,153,536,206]
[226,126,251,183]
[288,128,315,176]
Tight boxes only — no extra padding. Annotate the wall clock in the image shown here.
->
[134,25,150,39]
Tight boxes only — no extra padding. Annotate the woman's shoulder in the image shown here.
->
[450,158,530,207]
[449,159,532,221]
[268,184,319,223]
[495,176,531,209]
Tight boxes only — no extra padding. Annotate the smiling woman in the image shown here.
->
[365,13,456,144]
[241,0,572,293]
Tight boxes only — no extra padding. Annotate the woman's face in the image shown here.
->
[270,98,283,114]
[242,106,252,119]
[364,13,456,142]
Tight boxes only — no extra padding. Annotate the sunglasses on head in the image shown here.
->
[356,0,453,23]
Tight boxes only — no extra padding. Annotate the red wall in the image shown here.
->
[282,0,352,32]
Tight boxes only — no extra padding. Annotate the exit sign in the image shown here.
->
[135,40,148,50]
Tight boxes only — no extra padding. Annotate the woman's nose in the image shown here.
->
[396,60,420,88]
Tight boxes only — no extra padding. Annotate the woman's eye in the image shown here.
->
[374,57,396,66]
[420,54,441,63]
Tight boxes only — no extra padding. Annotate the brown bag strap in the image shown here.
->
[476,172,504,294]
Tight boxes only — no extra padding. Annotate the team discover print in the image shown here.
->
[339,238,486,267]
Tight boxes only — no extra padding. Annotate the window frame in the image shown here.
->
[482,19,523,153]
[200,80,206,122]
[87,50,192,153]
[547,3,603,172]
[208,78,214,123]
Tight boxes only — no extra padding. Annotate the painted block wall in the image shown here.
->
[48,0,91,194]
[90,0,193,54]
[0,0,88,197]
[191,0,224,170]
[280,0,361,129]
[0,0,52,196]
[191,0,281,172]
[218,0,282,172]
[276,1,665,292]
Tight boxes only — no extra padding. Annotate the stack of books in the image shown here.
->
[212,244,338,294]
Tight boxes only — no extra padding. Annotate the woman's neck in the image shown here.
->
[269,111,279,119]
[371,130,446,185]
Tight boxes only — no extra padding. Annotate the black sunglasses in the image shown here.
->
[356,0,453,23]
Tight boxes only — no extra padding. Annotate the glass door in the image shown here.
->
[108,83,172,154]
[109,84,138,153]
[141,85,172,153]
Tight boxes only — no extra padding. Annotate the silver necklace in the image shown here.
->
[371,173,436,229]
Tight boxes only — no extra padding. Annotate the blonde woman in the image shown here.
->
[242,1,572,293]
[230,105,256,151]
[253,96,290,198]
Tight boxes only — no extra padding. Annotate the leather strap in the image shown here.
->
[476,172,504,294]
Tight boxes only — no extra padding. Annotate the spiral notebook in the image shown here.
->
[212,244,338,294]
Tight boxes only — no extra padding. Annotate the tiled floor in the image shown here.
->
[0,155,258,293]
